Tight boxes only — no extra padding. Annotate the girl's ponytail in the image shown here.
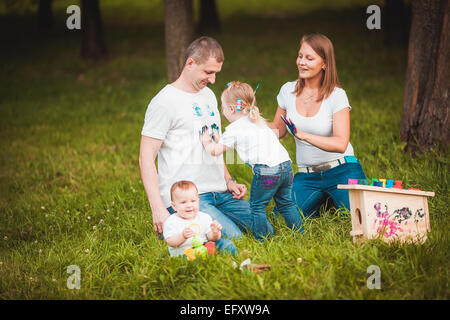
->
[247,105,264,125]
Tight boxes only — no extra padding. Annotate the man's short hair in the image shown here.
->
[183,36,224,66]
[170,180,198,200]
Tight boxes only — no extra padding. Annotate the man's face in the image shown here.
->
[171,187,200,220]
[187,56,223,91]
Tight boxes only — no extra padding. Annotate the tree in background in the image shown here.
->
[38,0,53,31]
[81,0,108,60]
[198,0,221,34]
[164,0,194,82]
[401,0,449,153]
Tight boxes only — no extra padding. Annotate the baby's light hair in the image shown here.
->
[221,81,265,125]
[170,180,198,201]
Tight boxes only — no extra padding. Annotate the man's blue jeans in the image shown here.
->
[250,161,303,241]
[292,161,367,218]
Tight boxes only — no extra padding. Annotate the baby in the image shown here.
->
[200,81,303,241]
[163,180,238,257]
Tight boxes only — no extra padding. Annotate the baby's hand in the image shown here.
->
[182,227,195,239]
[210,220,222,235]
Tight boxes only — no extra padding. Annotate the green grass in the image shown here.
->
[0,0,449,299]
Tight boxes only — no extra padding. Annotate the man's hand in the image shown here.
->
[227,180,247,199]
[152,207,171,234]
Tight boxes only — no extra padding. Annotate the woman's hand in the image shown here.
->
[294,129,308,141]
[293,108,350,153]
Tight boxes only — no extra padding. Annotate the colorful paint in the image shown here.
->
[206,104,215,116]
[259,175,279,190]
[192,103,203,117]
[372,202,425,239]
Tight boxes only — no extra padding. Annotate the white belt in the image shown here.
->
[298,157,347,173]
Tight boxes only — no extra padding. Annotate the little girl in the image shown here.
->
[200,81,303,241]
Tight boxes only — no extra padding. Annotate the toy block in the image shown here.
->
[379,179,387,187]
[394,180,403,189]
[338,184,434,244]
[204,241,216,255]
[370,178,378,186]
[386,179,394,188]
[348,179,359,185]
[358,179,369,185]
[373,181,383,187]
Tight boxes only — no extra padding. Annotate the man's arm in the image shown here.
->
[139,135,170,234]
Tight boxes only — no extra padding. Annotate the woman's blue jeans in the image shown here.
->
[292,161,366,218]
[250,161,303,241]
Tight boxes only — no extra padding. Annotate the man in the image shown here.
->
[139,36,267,239]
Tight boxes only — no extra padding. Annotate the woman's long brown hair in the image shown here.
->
[293,34,341,102]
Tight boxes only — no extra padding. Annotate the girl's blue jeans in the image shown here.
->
[292,161,367,218]
[250,161,303,241]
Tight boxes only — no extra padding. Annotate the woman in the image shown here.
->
[268,33,366,218]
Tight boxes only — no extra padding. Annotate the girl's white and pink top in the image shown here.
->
[219,116,291,167]
[277,81,355,167]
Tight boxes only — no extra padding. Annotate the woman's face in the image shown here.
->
[296,42,325,80]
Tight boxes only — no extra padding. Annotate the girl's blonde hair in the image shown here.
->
[221,81,265,125]
[293,33,341,101]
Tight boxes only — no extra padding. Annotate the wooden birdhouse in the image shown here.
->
[337,184,434,244]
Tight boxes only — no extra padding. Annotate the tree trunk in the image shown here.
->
[198,0,221,34]
[401,0,449,153]
[164,0,194,82]
[81,0,108,60]
[384,0,409,46]
[38,0,53,31]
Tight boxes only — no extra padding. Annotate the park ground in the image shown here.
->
[0,0,449,299]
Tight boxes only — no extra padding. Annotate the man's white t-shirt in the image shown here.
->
[277,81,355,167]
[142,85,227,208]
[163,211,213,257]
[219,116,291,167]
